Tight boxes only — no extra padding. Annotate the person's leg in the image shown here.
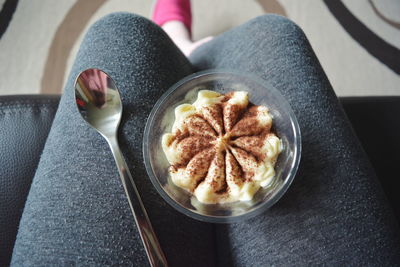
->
[190,15,400,266]
[152,0,213,56]
[162,20,212,56]
[11,13,216,266]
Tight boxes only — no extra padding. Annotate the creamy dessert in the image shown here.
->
[162,90,282,204]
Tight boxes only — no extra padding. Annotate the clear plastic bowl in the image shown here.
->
[143,70,301,223]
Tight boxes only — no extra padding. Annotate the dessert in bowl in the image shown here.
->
[143,70,301,223]
[162,90,282,204]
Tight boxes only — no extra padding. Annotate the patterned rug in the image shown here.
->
[0,0,399,96]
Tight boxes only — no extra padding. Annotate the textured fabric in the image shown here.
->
[11,13,400,266]
[190,15,400,266]
[0,95,59,266]
[11,13,216,267]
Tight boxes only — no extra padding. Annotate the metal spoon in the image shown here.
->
[74,68,168,267]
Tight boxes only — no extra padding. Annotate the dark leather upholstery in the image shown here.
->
[0,95,59,266]
[341,97,400,222]
[0,94,398,266]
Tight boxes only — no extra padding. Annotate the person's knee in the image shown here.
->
[248,14,305,39]
[87,12,162,38]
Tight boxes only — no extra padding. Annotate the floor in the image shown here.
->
[0,0,399,96]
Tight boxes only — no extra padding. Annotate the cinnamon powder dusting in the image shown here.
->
[163,90,281,204]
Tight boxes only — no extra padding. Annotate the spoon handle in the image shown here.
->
[107,135,168,267]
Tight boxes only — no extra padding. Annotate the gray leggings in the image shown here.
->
[11,13,400,266]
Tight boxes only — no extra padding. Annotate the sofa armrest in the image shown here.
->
[0,95,60,266]
[340,96,400,222]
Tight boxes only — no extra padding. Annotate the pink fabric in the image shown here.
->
[152,0,192,34]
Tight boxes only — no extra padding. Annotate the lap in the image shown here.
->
[190,14,400,266]
[12,12,400,266]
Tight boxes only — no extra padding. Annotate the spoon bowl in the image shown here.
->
[75,69,122,137]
